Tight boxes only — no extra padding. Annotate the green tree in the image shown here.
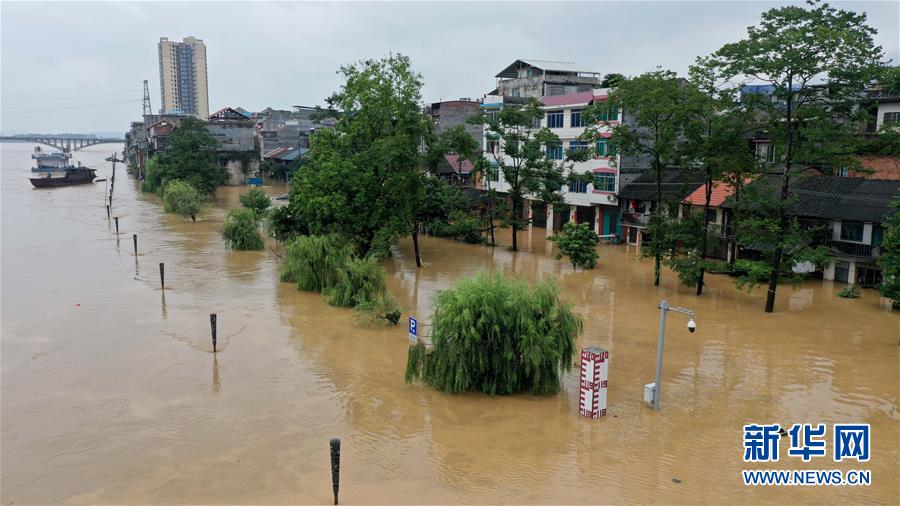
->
[151,117,224,194]
[549,221,600,271]
[679,61,759,293]
[582,70,694,286]
[600,73,625,88]
[239,187,271,218]
[707,1,885,312]
[288,54,427,258]
[161,180,204,221]
[222,208,264,250]
[405,273,582,395]
[475,98,567,251]
[878,196,900,308]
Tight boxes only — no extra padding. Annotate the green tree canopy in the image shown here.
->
[405,273,582,395]
[705,0,886,311]
[147,117,224,194]
[474,98,568,251]
[288,54,428,258]
[222,208,264,250]
[549,221,600,271]
[878,196,900,308]
[162,180,204,221]
[239,187,271,218]
[582,69,695,285]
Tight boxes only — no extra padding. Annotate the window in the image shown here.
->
[546,143,563,160]
[568,181,588,193]
[756,142,775,163]
[884,112,900,125]
[706,208,717,224]
[487,160,500,182]
[597,104,619,122]
[547,110,564,129]
[596,139,616,157]
[486,109,499,123]
[837,166,850,177]
[487,139,499,154]
[570,109,584,128]
[594,173,616,192]
[568,140,589,154]
[840,221,864,242]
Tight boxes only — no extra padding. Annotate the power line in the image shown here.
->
[1,99,142,116]
[2,89,140,107]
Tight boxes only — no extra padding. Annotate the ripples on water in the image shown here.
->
[1,142,898,504]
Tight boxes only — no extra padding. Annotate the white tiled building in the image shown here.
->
[480,88,622,237]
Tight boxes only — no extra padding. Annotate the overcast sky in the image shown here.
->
[1,1,897,135]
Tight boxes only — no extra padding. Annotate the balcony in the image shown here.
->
[623,212,650,226]
[822,239,876,258]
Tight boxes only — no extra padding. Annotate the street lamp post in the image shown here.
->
[651,299,696,411]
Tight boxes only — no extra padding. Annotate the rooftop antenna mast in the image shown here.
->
[142,80,152,116]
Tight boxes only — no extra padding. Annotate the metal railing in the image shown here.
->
[822,239,876,258]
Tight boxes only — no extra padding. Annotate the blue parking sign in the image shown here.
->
[408,316,418,343]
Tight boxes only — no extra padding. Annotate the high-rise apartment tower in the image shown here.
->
[158,36,209,118]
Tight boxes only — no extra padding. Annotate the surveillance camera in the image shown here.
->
[687,318,697,333]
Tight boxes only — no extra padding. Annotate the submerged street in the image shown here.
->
[1,143,898,504]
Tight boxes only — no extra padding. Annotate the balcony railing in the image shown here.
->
[822,239,876,258]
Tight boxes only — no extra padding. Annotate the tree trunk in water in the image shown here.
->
[488,191,496,247]
[696,174,712,296]
[653,155,662,286]
[765,78,794,313]
[191,214,196,222]
[728,180,740,266]
[511,197,519,252]
[412,223,422,268]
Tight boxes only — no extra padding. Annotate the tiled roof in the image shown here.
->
[618,169,706,201]
[736,175,899,223]
[443,154,474,174]
[683,181,741,207]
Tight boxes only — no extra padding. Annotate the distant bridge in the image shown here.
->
[0,134,123,152]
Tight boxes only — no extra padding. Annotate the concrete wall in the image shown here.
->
[223,159,260,186]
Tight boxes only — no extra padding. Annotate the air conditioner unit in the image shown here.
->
[605,194,619,205]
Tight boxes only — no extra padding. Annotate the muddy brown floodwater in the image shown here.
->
[1,142,898,505]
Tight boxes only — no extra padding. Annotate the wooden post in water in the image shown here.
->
[106,204,111,220]
[330,438,341,505]
[210,313,217,353]
[132,234,137,256]
[159,263,165,290]
[114,217,119,236]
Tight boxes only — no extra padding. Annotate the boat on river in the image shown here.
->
[28,146,97,188]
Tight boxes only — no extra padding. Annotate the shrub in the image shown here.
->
[447,210,484,244]
[326,256,388,308]
[222,208,264,250]
[280,234,353,292]
[837,284,861,299]
[354,291,402,326]
[162,180,204,221]
[239,187,271,218]
[405,273,582,395]
[549,221,600,271]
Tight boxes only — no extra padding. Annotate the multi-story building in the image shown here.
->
[480,88,623,236]
[158,36,209,119]
[493,59,601,98]
[425,99,483,147]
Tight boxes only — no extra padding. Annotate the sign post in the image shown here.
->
[408,316,418,344]
[579,347,609,419]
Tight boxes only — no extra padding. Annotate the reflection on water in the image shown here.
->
[1,142,898,504]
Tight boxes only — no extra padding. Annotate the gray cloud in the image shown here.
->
[2,1,897,135]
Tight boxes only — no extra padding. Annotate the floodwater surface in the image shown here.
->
[1,142,898,504]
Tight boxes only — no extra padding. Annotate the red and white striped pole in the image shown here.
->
[579,347,609,418]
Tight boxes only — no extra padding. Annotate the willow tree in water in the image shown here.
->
[405,273,582,395]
